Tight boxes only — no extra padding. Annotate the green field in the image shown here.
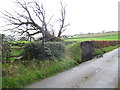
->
[67,31,119,38]
[65,34,119,41]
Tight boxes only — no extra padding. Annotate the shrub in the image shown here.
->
[45,42,65,58]
[23,42,65,60]
[64,41,76,45]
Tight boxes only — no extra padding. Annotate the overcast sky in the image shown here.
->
[0,0,119,35]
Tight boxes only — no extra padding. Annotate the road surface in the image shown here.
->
[24,48,119,88]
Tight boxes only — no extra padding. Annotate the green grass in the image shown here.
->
[118,81,120,89]
[65,34,119,41]
[0,76,1,89]
[10,49,24,61]
[2,41,119,88]
[0,62,1,89]
[11,49,24,56]
[66,42,82,62]
[94,45,120,55]
[2,59,77,88]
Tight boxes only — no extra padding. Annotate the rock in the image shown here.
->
[80,41,94,62]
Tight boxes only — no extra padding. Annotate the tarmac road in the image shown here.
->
[24,48,119,88]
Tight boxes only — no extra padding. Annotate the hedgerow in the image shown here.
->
[91,40,119,48]
[23,42,65,60]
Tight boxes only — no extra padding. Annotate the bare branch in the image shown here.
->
[47,15,54,25]
[1,0,62,41]
[57,1,69,37]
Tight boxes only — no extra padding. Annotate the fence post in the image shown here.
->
[0,34,2,62]
[0,34,2,89]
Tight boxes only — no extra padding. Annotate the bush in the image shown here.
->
[64,41,76,45]
[23,42,65,60]
[45,42,65,58]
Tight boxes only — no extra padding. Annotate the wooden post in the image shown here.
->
[0,34,2,89]
[41,23,45,59]
[0,34,2,62]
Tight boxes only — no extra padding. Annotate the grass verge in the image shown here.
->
[2,42,119,88]
[94,45,120,55]
[66,42,81,61]
[2,59,77,88]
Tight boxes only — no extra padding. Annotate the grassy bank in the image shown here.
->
[94,45,120,55]
[66,42,82,61]
[3,59,77,88]
[2,42,119,88]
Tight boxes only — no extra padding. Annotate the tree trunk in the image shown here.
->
[57,31,62,38]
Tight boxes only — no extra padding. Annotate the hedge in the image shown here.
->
[23,42,65,60]
[91,40,120,48]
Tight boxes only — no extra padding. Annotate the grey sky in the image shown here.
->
[0,0,119,35]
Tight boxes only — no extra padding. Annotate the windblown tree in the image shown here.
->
[1,0,69,41]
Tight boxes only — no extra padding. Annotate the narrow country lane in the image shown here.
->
[24,48,119,88]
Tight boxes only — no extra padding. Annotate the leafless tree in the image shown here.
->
[1,0,62,42]
[1,0,69,41]
[57,1,70,37]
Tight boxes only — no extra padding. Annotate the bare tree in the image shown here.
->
[1,0,62,41]
[57,1,70,37]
